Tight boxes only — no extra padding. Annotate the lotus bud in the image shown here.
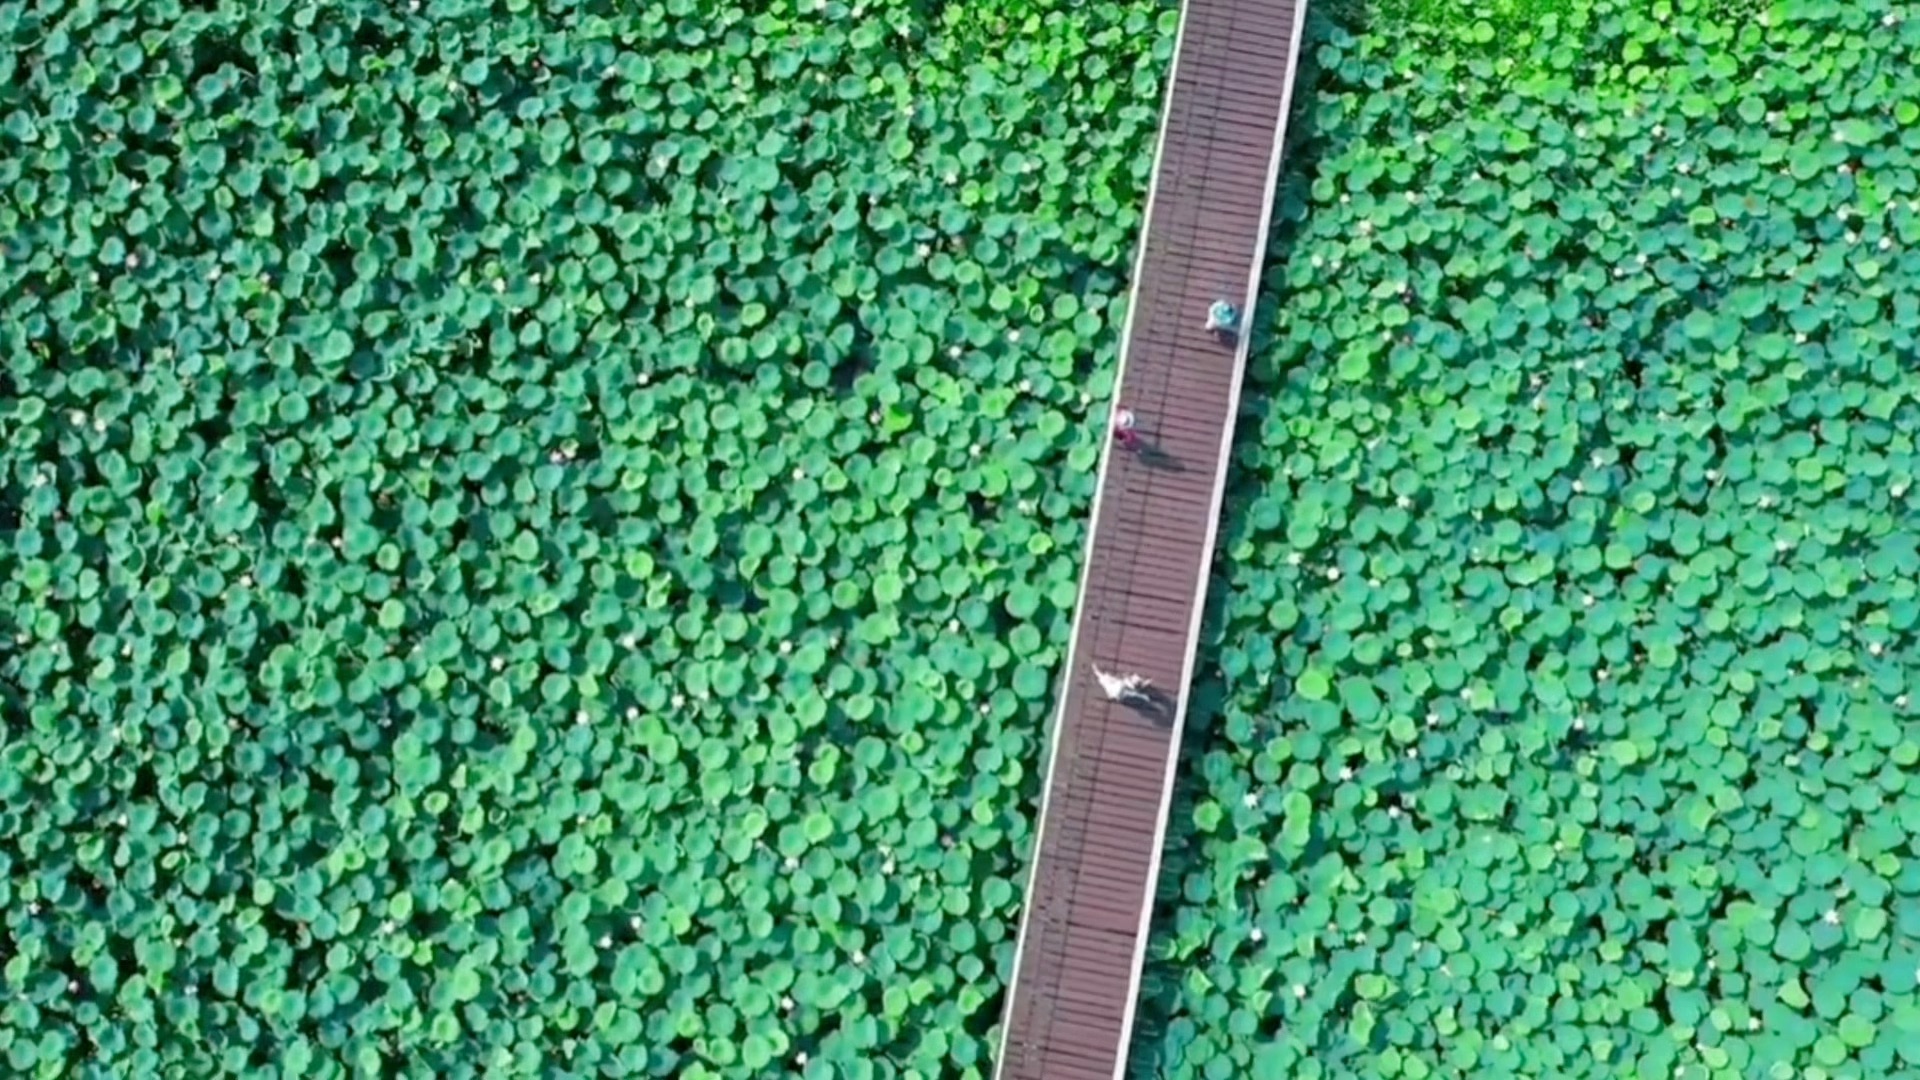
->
[781,995,795,1011]
[1293,984,1306,999]
[783,856,798,871]
[1250,928,1264,942]
[916,243,930,258]
[1824,909,1840,925]
[599,934,612,947]
[795,1053,808,1066]
[1243,792,1258,808]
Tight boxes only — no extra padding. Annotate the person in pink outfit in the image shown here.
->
[1112,406,1142,453]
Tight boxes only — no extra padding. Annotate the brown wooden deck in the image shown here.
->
[990,0,1310,1077]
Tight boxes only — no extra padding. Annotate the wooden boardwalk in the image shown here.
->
[991,0,1309,1078]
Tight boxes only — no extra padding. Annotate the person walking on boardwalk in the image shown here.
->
[1092,664,1152,704]
[1205,299,1240,340]
[1112,405,1143,454]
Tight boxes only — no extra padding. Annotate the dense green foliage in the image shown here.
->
[0,0,1176,1075]
[1138,0,1920,1077]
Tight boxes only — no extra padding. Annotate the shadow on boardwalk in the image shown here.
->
[1119,686,1178,729]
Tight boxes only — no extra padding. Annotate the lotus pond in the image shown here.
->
[5,0,1920,1078]
[1138,1,1920,1078]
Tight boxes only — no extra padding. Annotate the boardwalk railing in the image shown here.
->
[991,0,1310,1077]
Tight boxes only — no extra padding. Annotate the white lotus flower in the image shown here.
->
[1339,766,1353,780]
[1243,792,1259,808]
[1870,642,1884,656]
[1326,567,1341,581]
[949,345,962,359]
[1007,329,1020,343]
[1250,928,1264,942]
[490,656,505,671]
[916,243,930,257]
[782,995,795,1011]
[1824,909,1841,926]
[1292,984,1306,999]
[671,693,685,708]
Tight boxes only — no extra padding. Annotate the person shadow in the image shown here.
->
[1119,686,1177,729]
[1122,433,1186,473]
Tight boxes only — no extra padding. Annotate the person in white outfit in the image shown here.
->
[1092,664,1152,703]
